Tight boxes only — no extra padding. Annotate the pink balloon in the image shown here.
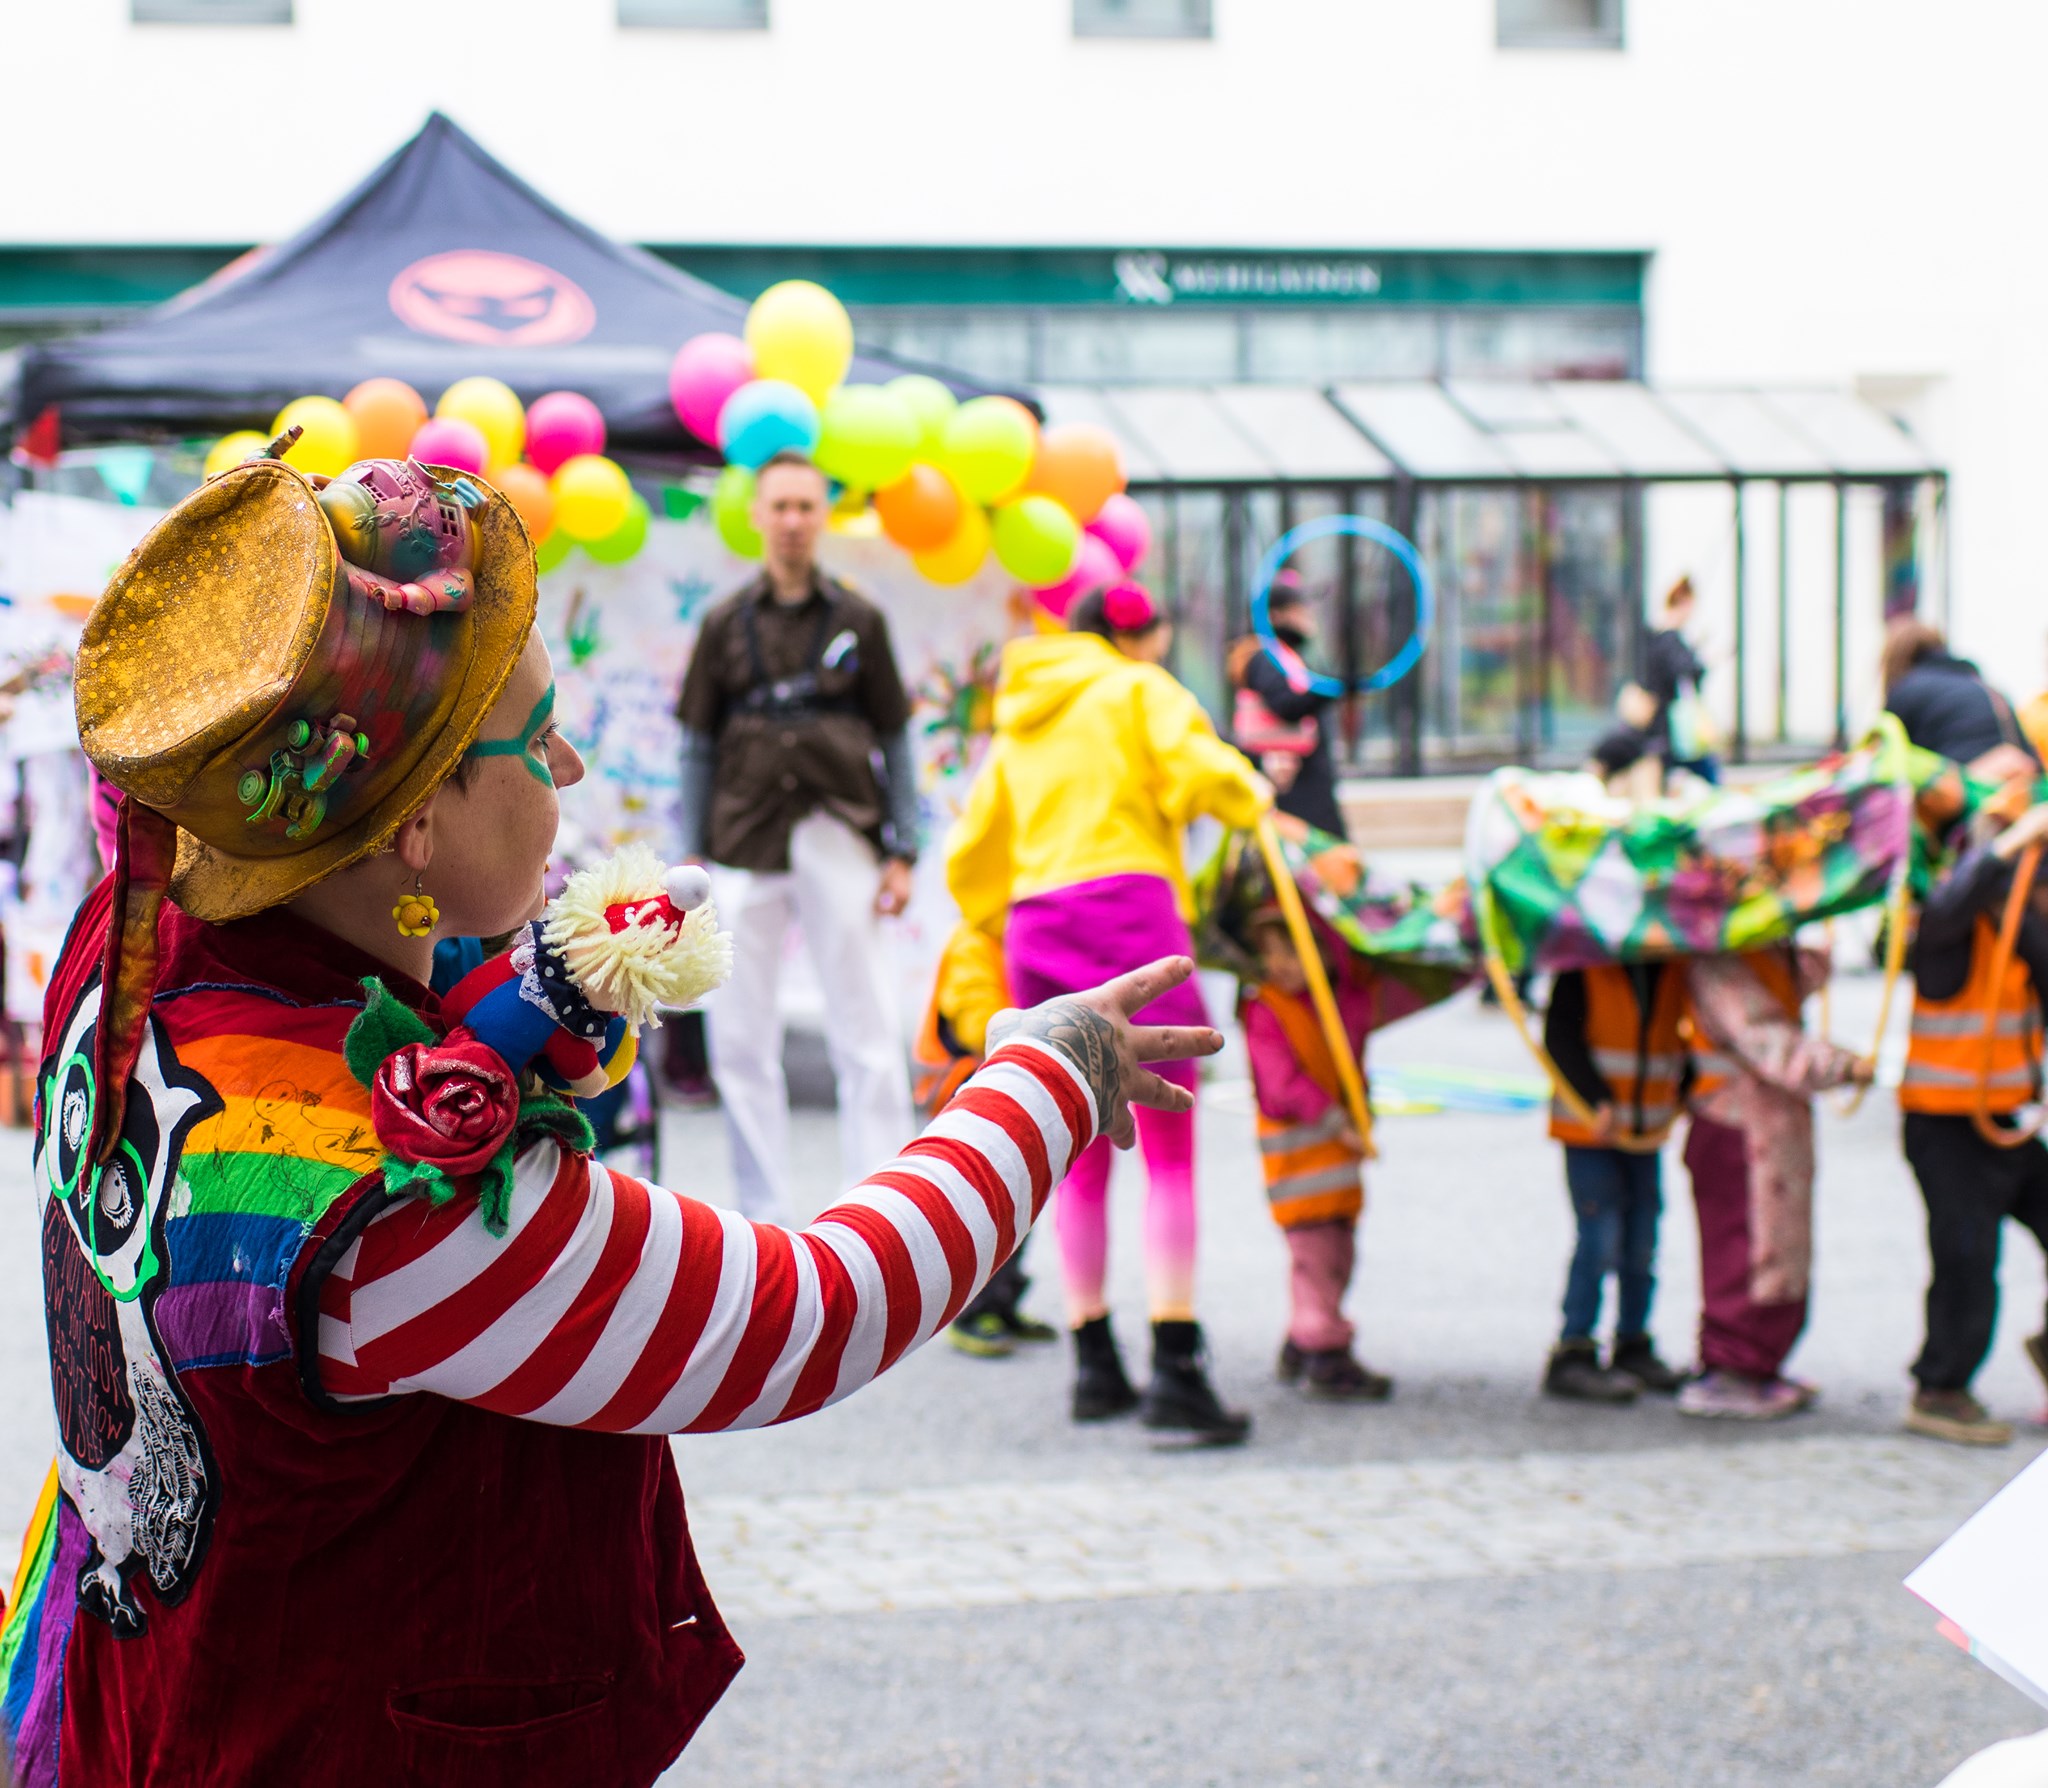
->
[669,333,755,446]
[1086,492,1151,573]
[1032,529,1122,619]
[409,416,488,476]
[525,390,606,476]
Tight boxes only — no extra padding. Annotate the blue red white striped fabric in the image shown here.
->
[316,1041,1094,1432]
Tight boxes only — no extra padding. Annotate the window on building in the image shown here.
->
[132,0,290,20]
[618,0,766,26]
[1496,0,1622,49]
[1074,0,1211,40]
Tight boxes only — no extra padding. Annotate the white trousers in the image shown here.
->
[707,811,914,1224]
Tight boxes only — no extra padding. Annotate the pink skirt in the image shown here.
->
[1005,874,1208,1091]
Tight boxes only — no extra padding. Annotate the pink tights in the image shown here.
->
[1055,1102,1198,1325]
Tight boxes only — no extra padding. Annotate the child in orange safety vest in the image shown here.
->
[1898,802,2048,1447]
[914,923,1061,1359]
[1239,907,1392,1401]
[1540,963,1689,1403]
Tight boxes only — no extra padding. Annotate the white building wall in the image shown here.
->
[6,0,2046,701]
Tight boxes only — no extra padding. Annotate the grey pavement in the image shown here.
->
[0,972,2040,1783]
[654,972,2048,1786]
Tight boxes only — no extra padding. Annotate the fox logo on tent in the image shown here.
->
[388,250,596,347]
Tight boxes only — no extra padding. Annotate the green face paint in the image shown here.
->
[465,683,557,785]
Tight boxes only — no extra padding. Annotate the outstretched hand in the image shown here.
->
[985,956,1223,1149]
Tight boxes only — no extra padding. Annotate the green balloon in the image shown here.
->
[816,384,919,494]
[886,374,957,460]
[991,495,1081,587]
[586,491,651,565]
[534,528,576,574]
[940,396,1037,505]
[713,464,762,558]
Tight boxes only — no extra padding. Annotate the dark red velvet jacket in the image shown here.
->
[24,884,742,1785]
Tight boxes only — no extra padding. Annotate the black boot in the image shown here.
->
[1544,1339,1638,1403]
[1141,1321,1251,1444]
[1610,1333,1684,1394]
[1070,1314,1139,1422]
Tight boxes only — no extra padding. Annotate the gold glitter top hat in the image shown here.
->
[75,454,537,923]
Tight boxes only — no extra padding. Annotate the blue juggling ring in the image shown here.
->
[1251,514,1434,697]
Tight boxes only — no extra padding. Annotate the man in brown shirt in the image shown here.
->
[677,450,920,1220]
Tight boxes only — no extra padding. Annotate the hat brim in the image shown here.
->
[167,469,538,923]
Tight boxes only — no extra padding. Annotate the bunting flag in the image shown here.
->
[1192,827,1477,1030]
[1468,719,1916,975]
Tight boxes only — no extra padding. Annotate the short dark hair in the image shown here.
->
[756,448,825,487]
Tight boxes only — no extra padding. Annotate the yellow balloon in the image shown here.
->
[912,502,992,587]
[437,376,527,472]
[745,280,854,405]
[269,396,359,479]
[551,454,634,543]
[204,430,270,479]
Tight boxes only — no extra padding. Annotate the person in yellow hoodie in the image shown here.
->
[948,581,1271,1442]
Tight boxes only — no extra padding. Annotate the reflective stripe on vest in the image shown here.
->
[1549,963,1688,1146]
[1256,1106,1364,1229]
[1685,948,1803,1106]
[1900,914,2045,1115]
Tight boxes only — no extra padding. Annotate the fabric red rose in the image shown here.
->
[370,1032,519,1175]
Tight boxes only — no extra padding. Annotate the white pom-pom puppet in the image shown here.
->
[541,844,733,1030]
[440,844,733,1100]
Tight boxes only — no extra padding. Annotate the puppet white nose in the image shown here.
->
[665,865,712,912]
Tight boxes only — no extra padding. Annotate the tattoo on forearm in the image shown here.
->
[989,998,1123,1130]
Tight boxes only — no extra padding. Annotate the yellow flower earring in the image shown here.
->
[392,873,440,938]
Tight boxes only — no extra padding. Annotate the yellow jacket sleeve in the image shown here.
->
[944,751,1015,936]
[1133,666,1270,831]
[934,924,1011,1055]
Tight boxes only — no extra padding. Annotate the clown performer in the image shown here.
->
[947,581,1273,1443]
[0,452,1217,1785]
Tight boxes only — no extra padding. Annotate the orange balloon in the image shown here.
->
[344,378,429,461]
[493,462,556,541]
[1024,423,1125,525]
[875,463,964,552]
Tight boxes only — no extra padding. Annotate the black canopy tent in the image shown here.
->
[13,112,1009,460]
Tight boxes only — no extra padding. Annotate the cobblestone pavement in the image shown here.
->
[688,1435,2037,1624]
[657,973,2048,1785]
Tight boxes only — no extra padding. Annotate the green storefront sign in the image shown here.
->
[0,243,1642,320]
[648,247,1644,310]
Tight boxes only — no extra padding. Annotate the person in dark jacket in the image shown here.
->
[1883,620,2042,773]
[1897,801,2048,1446]
[1229,571,1349,838]
[1642,576,1716,782]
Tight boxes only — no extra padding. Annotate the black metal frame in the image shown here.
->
[1131,464,1949,775]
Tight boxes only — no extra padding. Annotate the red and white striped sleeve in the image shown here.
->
[313,1039,1095,1433]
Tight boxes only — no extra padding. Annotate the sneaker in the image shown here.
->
[1610,1334,1684,1394]
[662,1069,719,1111]
[1000,1310,1059,1344]
[1905,1388,2013,1448]
[1071,1314,1140,1422]
[1677,1369,1806,1421]
[1141,1320,1252,1445]
[1544,1340,1638,1404]
[946,1311,1015,1359]
[1299,1348,1393,1403]
[1276,1340,1306,1384]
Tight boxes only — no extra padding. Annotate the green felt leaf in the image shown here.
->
[516,1091,597,1159]
[344,977,437,1089]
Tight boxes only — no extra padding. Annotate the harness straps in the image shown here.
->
[1973,840,2046,1150]
[736,591,859,719]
